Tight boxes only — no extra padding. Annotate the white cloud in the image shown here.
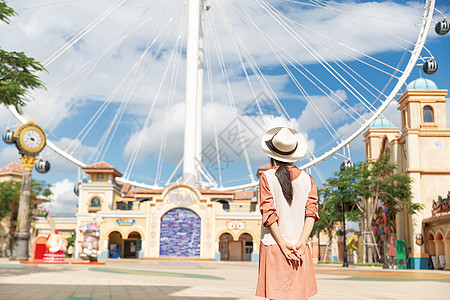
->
[380,101,401,128]
[209,0,422,66]
[4,0,426,120]
[0,147,20,167]
[41,179,78,215]
[297,89,350,131]
[1,0,441,186]
[42,137,97,174]
[0,107,16,129]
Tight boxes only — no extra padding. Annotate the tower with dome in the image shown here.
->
[363,78,450,269]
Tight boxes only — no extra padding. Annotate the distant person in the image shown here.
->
[256,127,319,300]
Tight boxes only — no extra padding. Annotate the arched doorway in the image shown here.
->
[124,231,142,258]
[435,233,445,269]
[239,233,253,261]
[445,230,450,270]
[160,208,201,257]
[219,233,233,261]
[108,231,123,258]
[32,236,48,260]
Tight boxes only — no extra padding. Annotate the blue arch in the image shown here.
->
[160,208,201,257]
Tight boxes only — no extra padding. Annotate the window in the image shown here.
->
[116,201,133,210]
[98,173,103,179]
[90,197,101,207]
[217,199,230,211]
[423,106,434,123]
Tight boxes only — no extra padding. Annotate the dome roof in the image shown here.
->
[407,78,438,91]
[369,117,395,129]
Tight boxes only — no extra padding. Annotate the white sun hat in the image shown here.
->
[261,127,307,163]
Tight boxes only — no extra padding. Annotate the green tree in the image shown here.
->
[322,165,361,222]
[358,154,421,233]
[312,187,340,241]
[0,1,16,23]
[0,180,20,219]
[321,154,420,231]
[319,154,421,261]
[0,1,46,112]
[0,179,52,220]
[317,163,362,242]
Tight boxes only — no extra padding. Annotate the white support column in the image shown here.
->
[183,0,203,186]
[195,1,205,177]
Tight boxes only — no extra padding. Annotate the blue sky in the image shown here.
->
[0,0,449,214]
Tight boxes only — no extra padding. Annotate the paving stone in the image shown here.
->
[0,259,449,299]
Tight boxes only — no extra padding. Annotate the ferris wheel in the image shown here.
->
[2,0,448,190]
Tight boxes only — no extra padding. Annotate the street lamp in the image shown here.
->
[335,201,351,267]
[339,159,354,268]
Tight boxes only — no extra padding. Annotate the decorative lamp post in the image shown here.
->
[339,159,354,268]
[8,121,47,261]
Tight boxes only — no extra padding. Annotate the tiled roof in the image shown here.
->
[199,188,234,195]
[83,161,115,169]
[234,191,255,200]
[82,161,122,177]
[0,161,23,174]
[122,186,255,201]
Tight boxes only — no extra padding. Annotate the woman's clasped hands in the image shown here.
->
[279,240,307,264]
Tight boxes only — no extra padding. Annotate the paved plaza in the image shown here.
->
[0,258,449,300]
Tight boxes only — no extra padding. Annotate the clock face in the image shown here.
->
[15,122,46,155]
[23,129,42,149]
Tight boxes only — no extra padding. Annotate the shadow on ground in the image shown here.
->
[0,264,72,278]
[0,284,239,300]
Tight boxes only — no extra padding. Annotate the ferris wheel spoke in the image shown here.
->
[39,2,162,138]
[300,36,383,113]
[41,0,128,68]
[64,1,184,161]
[254,0,367,120]
[250,0,425,128]
[307,0,419,52]
[287,20,405,97]
[155,27,185,186]
[55,4,176,155]
[203,21,224,188]
[265,0,415,75]
[230,3,340,140]
[216,1,298,126]
[243,16,363,129]
[306,0,422,26]
[208,13,255,183]
[16,0,83,10]
[124,7,188,180]
[3,0,439,190]
[212,2,281,128]
[260,0,406,115]
[283,0,423,25]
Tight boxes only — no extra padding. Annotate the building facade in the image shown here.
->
[363,78,450,269]
[75,162,262,261]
